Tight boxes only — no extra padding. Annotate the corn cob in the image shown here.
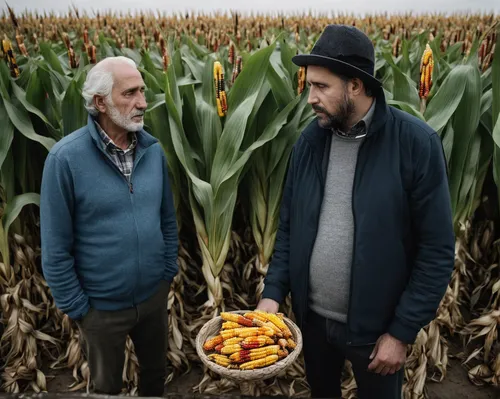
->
[220,312,253,327]
[222,337,244,346]
[244,312,268,323]
[220,326,274,340]
[220,344,243,355]
[287,338,297,349]
[208,354,231,367]
[213,61,228,117]
[298,66,306,94]
[255,310,293,338]
[419,43,434,99]
[2,38,20,77]
[229,345,280,363]
[239,354,279,370]
[278,348,289,359]
[250,318,283,336]
[214,343,224,353]
[203,335,223,351]
[222,321,244,330]
[241,335,275,349]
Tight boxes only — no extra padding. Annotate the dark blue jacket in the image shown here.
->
[262,91,455,346]
[40,116,178,320]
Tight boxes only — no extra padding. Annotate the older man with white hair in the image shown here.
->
[40,56,178,396]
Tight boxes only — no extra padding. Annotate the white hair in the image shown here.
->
[82,56,137,116]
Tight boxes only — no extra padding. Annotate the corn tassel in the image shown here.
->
[213,61,227,117]
[203,335,223,351]
[241,335,275,349]
[208,354,231,367]
[220,312,253,327]
[239,354,279,370]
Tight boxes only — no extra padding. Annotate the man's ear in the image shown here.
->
[350,78,364,96]
[94,95,107,114]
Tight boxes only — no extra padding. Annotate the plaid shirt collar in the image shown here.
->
[95,121,138,154]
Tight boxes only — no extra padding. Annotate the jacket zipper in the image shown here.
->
[96,146,149,306]
[346,135,379,347]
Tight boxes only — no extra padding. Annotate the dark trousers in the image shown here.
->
[303,310,403,399]
[77,281,170,396]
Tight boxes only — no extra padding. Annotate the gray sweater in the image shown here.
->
[308,99,376,323]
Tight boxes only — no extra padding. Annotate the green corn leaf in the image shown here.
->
[424,65,468,133]
[0,103,14,170]
[61,76,87,136]
[0,87,56,152]
[448,62,482,222]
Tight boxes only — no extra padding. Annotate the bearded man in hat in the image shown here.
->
[256,25,454,398]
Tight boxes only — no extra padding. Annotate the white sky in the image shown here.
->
[5,0,500,16]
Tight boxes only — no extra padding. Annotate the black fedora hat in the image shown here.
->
[292,24,382,90]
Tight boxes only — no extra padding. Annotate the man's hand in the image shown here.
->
[367,333,407,376]
[256,298,279,313]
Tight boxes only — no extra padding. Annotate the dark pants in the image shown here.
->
[303,310,403,399]
[77,281,170,396]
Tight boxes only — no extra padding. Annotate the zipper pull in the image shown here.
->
[129,182,134,193]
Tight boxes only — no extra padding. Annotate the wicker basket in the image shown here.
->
[196,310,303,382]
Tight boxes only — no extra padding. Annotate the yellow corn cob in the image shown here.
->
[255,310,292,338]
[239,354,279,370]
[223,337,244,346]
[222,321,243,330]
[203,335,223,351]
[208,354,231,367]
[244,312,268,323]
[251,318,283,336]
[221,327,274,340]
[2,38,20,77]
[213,61,227,117]
[220,344,243,355]
[221,312,254,327]
[287,338,297,349]
[278,348,289,359]
[298,66,306,94]
[241,335,275,349]
[214,343,224,353]
[229,345,280,363]
[419,43,434,99]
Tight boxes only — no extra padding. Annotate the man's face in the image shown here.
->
[306,65,355,132]
[102,64,147,132]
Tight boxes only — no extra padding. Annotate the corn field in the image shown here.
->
[0,5,499,398]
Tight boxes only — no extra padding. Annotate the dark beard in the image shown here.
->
[313,91,355,132]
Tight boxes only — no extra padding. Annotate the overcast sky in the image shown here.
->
[5,0,500,15]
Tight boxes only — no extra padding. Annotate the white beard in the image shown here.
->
[106,99,144,132]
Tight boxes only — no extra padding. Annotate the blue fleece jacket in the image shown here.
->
[40,116,178,320]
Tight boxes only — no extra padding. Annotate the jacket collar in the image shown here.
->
[303,88,390,154]
[86,115,158,154]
